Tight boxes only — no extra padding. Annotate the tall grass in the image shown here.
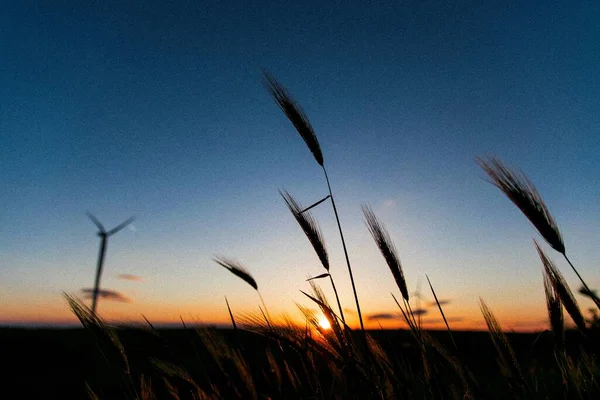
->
[66,84,600,399]
[280,189,346,325]
[264,71,366,332]
[477,156,600,309]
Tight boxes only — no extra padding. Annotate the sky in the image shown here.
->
[1,1,599,331]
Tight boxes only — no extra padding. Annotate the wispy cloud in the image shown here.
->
[426,299,451,307]
[382,199,396,209]
[117,274,143,282]
[422,317,465,324]
[367,308,428,321]
[81,288,132,303]
[367,312,401,321]
[343,308,357,315]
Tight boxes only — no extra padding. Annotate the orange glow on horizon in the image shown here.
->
[0,294,555,333]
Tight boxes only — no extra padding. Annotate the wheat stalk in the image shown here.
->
[280,189,346,324]
[263,71,324,167]
[543,270,564,349]
[476,156,564,253]
[479,298,525,390]
[215,257,258,290]
[478,156,600,310]
[280,190,329,270]
[362,205,409,302]
[265,71,365,332]
[535,240,586,331]
[215,257,271,323]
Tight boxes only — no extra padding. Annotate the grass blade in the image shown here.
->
[225,296,238,331]
[426,274,456,348]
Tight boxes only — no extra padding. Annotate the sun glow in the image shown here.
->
[318,315,331,330]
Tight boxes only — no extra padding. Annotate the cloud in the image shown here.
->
[422,317,465,324]
[426,299,452,307]
[117,274,143,282]
[367,309,427,321]
[343,308,357,315]
[81,288,132,303]
[382,199,396,209]
[367,313,401,321]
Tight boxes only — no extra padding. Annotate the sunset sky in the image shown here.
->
[2,1,599,331]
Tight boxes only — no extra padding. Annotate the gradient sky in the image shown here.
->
[2,1,599,331]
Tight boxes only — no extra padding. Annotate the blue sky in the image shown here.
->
[1,1,599,329]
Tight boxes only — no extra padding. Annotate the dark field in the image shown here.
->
[1,327,596,399]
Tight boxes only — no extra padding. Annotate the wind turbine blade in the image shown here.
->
[107,216,135,236]
[86,211,106,233]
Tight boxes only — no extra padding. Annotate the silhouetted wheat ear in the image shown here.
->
[579,285,600,303]
[479,298,523,382]
[362,205,409,302]
[305,281,349,354]
[263,71,324,167]
[535,240,586,331]
[543,271,564,348]
[280,189,329,271]
[214,257,258,291]
[477,155,565,254]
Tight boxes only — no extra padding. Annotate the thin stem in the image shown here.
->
[416,279,422,331]
[392,293,412,332]
[322,166,365,332]
[322,166,378,394]
[258,291,272,328]
[563,253,600,309]
[405,299,420,337]
[426,274,456,348]
[328,274,346,325]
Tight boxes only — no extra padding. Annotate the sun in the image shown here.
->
[317,315,331,330]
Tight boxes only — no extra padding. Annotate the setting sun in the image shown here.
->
[318,315,331,330]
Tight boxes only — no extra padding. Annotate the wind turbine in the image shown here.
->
[86,212,135,316]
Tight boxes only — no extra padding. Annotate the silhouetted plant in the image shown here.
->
[264,71,366,332]
[477,156,600,309]
[280,189,346,325]
[215,257,271,325]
